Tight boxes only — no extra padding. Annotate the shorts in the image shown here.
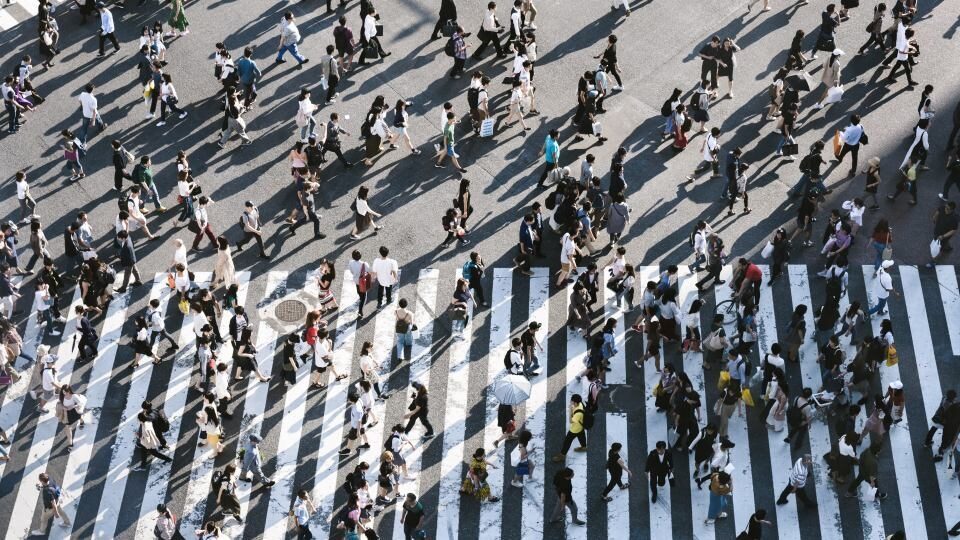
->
[446,144,456,157]
[41,388,55,402]
[561,262,572,272]
[395,126,408,137]
[312,363,327,373]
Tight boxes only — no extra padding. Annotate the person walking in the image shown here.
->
[845,444,887,500]
[552,394,588,462]
[190,196,218,252]
[240,434,275,487]
[276,12,309,69]
[370,245,399,309]
[291,488,316,539]
[236,47,261,108]
[431,0,458,40]
[402,381,435,439]
[785,387,814,448]
[110,141,134,191]
[235,201,269,259]
[156,74,187,127]
[926,201,959,268]
[77,83,106,143]
[115,230,143,293]
[14,170,38,225]
[29,472,71,535]
[166,0,189,36]
[434,111,468,173]
[548,467,585,525]
[537,128,560,188]
[321,112,354,168]
[867,260,898,316]
[132,411,173,471]
[153,504,178,540]
[472,2,506,60]
[776,455,817,507]
[448,25,470,79]
[704,470,732,524]
[56,384,85,449]
[358,8,391,65]
[394,300,414,361]
[836,114,866,177]
[644,440,673,503]
[510,429,534,488]
[218,88,253,148]
[400,493,427,540]
[96,2,121,57]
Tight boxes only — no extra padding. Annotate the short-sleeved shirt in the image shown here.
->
[553,473,573,497]
[935,208,959,237]
[560,233,575,263]
[699,44,717,64]
[744,263,762,284]
[544,136,559,164]
[443,123,455,147]
[79,92,97,118]
[371,257,399,287]
[874,270,893,300]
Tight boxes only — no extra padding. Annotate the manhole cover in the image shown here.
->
[275,299,308,323]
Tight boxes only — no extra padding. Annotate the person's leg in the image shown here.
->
[98,33,106,55]
[849,144,860,174]
[776,483,793,504]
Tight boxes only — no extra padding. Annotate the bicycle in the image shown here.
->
[714,296,740,326]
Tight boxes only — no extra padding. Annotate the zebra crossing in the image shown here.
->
[0,264,959,539]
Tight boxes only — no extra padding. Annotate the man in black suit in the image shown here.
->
[645,440,674,503]
[75,305,99,362]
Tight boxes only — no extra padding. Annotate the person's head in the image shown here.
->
[198,195,209,206]
[549,128,559,140]
[570,394,583,406]
[339,15,347,26]
[398,298,408,309]
[487,1,496,9]
[299,87,310,101]
[283,11,294,21]
[379,245,389,257]
[330,112,340,122]
[83,83,94,94]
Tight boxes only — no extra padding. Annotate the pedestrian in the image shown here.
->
[400,493,427,540]
[448,25,470,79]
[218,88,253,148]
[901,116,930,170]
[132,411,173,471]
[776,455,817,507]
[132,155,167,213]
[548,467,585,525]
[276,12,309,69]
[146,297,178,353]
[552,394,588,461]
[738,509,773,539]
[96,2,121,57]
[131,317,155,368]
[56,384,85,449]
[195,409,224,455]
[153,504,177,540]
[867,260,898,316]
[110,141,134,192]
[115,230,143,293]
[166,0,189,36]
[295,89,318,142]
[510,429,534,487]
[212,464,243,523]
[472,2,506,59]
[156,74,187,126]
[460,448,501,502]
[189,196,218,251]
[14,170,38,225]
[28,472,71,535]
[435,111,468,173]
[291,489,316,539]
[234,47,261,108]
[595,442,632,502]
[235,201,269,259]
[885,28,918,86]
[813,49,844,109]
[62,140,84,181]
[704,470,732,524]
[698,36,721,95]
[784,387,814,448]
[359,7,391,65]
[333,16,357,71]
[74,304,99,362]
[239,434,275,487]
[431,0,458,40]
[403,381,435,439]
[367,245,398,309]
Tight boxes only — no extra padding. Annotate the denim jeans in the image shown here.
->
[867,297,888,315]
[395,330,412,360]
[707,491,727,518]
[776,135,794,154]
[299,115,316,141]
[143,182,163,210]
[277,43,306,64]
[78,112,105,143]
[871,241,886,270]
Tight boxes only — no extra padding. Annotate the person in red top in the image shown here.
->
[735,258,762,308]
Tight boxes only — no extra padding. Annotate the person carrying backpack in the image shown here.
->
[447,25,470,79]
[552,394,589,462]
[153,503,178,540]
[30,472,71,535]
[785,388,814,450]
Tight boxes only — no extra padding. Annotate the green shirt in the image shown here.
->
[443,123,455,147]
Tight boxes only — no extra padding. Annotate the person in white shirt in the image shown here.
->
[867,260,898,316]
[357,341,386,398]
[190,196,218,251]
[310,328,345,388]
[358,9,390,65]
[836,114,865,177]
[472,1,506,59]
[235,201,269,258]
[503,80,529,131]
[96,3,120,57]
[125,186,157,240]
[555,221,582,287]
[370,245,399,308]
[32,346,60,410]
[347,249,371,317]
[362,106,393,166]
[14,170,37,224]
[156,73,187,127]
[509,0,524,43]
[146,297,178,352]
[506,338,524,375]
[349,185,383,240]
[901,117,930,170]
[688,127,721,182]
[885,27,917,86]
[275,12,309,68]
[34,281,62,336]
[689,220,713,272]
[841,198,865,237]
[77,83,105,143]
[340,394,369,455]
[291,489,316,537]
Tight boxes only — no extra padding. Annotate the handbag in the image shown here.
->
[178,298,190,315]
[592,122,602,136]
[479,118,495,137]
[166,273,176,289]
[357,263,372,293]
[833,129,842,158]
[703,329,725,351]
[717,370,731,391]
[885,345,899,367]
[411,324,420,339]
[882,234,893,261]
[0,368,11,386]
[375,24,384,37]
[741,388,755,407]
[782,142,799,156]
[652,381,663,398]
[930,238,941,259]
[761,241,774,259]
[712,398,723,416]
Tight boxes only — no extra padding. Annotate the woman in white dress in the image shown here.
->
[765,374,787,432]
[213,236,235,289]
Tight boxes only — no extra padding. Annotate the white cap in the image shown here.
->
[881,260,895,269]
[889,380,903,390]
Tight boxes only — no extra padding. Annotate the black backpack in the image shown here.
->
[211,469,225,491]
[544,191,558,211]
[444,37,456,57]
[503,349,515,371]
[688,92,701,111]
[467,87,480,110]
[660,98,673,117]
[786,398,807,427]
[825,269,845,302]
[153,410,170,433]
[578,408,595,430]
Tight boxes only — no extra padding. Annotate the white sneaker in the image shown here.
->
[50,330,61,336]
[178,112,188,119]
[156,121,166,127]
[144,112,155,119]
[613,85,623,91]
[30,530,44,536]
[527,23,537,29]
[511,480,523,487]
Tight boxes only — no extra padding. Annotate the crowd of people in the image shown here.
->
[2,0,960,538]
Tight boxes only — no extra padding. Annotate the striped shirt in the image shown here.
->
[789,458,809,488]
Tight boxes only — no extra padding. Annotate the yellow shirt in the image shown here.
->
[570,404,585,434]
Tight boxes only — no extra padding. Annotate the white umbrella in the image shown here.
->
[493,375,532,405]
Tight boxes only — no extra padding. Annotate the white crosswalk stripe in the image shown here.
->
[3,265,960,539]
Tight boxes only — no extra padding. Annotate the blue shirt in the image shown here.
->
[544,136,559,164]
[236,57,262,85]
[519,221,534,250]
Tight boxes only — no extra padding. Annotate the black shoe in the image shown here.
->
[275,58,287,64]
[651,493,657,503]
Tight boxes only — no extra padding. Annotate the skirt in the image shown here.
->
[364,135,382,159]
[692,108,710,123]
[355,212,372,233]
[169,9,189,32]
[134,340,154,356]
